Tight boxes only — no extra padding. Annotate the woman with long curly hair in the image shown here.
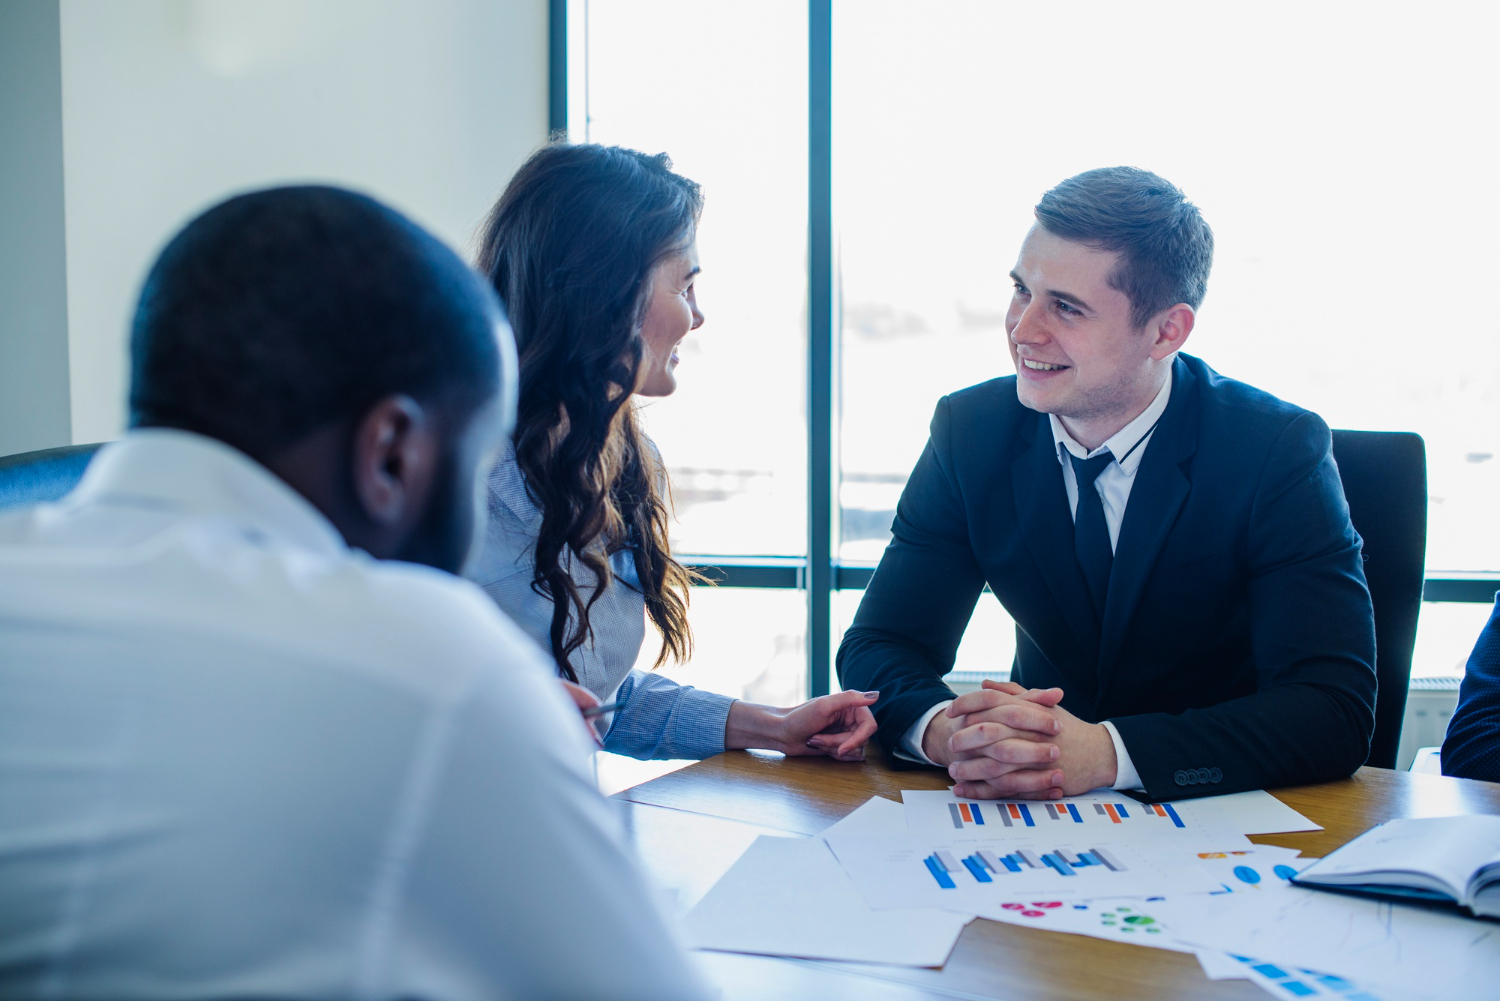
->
[468,142,877,761]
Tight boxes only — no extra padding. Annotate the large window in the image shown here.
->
[581,0,808,559]
[574,0,809,713]
[569,1,1500,705]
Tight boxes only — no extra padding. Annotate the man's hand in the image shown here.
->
[921,681,1066,797]
[920,681,1064,765]
[948,680,1118,799]
[725,690,879,761]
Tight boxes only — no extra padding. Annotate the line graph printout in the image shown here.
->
[901,790,1252,852]
[823,830,1222,913]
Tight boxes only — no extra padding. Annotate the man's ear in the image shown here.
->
[1149,303,1196,360]
[351,394,439,531]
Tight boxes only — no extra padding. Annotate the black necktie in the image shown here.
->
[1070,451,1115,619]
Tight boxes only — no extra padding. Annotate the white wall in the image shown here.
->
[0,0,72,455]
[58,0,549,444]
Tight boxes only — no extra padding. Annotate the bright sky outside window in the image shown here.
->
[584,0,808,558]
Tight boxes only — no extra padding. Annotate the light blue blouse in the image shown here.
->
[466,442,734,759]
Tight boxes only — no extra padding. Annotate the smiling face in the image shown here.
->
[635,242,703,398]
[1006,225,1189,448]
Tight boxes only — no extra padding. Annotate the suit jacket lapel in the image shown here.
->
[1097,357,1200,697]
[1011,412,1101,654]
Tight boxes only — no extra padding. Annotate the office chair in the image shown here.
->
[1330,430,1427,770]
[0,443,104,511]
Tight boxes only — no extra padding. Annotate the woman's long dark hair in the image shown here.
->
[476,143,703,681]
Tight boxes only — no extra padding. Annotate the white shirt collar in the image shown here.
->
[1049,364,1174,475]
[68,428,348,559]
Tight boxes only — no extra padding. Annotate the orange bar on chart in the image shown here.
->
[1104,804,1122,823]
[959,803,973,823]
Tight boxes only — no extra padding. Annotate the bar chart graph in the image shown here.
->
[825,829,1225,910]
[941,799,1185,829]
[923,845,1130,888]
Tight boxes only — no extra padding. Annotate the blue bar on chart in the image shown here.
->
[924,854,956,888]
[1041,852,1075,875]
[935,846,1130,882]
[962,854,992,882]
[1044,803,1086,822]
[948,801,990,828]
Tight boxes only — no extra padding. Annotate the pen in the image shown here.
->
[581,701,620,719]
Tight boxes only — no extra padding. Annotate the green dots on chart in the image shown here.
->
[1101,906,1160,933]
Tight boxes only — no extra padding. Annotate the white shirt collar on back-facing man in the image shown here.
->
[0,428,710,1001]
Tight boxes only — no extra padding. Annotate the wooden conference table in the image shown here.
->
[614,745,1500,1001]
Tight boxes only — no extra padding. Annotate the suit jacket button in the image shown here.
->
[1209,767,1223,783]
[1174,770,1188,786]
[1196,768,1211,783]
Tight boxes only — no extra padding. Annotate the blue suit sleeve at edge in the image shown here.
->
[1442,595,1500,782]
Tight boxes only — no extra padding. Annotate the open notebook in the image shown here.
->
[1292,815,1500,919]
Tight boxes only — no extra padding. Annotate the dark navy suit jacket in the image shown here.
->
[837,353,1378,799]
[1442,596,1500,782]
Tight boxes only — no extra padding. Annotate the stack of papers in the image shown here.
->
[684,796,971,967]
[683,786,1492,999]
[685,834,971,966]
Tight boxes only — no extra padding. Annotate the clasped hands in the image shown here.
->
[921,680,1118,799]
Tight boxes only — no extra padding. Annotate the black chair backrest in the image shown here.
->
[0,443,105,512]
[1330,430,1427,769]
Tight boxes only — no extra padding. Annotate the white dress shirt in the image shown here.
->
[0,430,710,1001]
[899,370,1175,793]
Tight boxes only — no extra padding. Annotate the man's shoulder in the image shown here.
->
[944,374,1022,415]
[1182,354,1329,450]
[0,513,554,705]
[933,375,1034,444]
[287,554,557,697]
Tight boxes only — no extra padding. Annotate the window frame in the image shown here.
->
[550,0,1495,700]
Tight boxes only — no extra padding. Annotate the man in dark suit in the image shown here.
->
[1442,597,1500,781]
[837,167,1377,801]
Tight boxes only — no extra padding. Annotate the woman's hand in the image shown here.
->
[724,690,879,761]
[559,679,604,747]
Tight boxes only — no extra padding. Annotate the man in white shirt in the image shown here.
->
[0,186,710,1001]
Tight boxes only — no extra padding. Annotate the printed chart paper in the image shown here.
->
[821,795,905,838]
[1155,880,1500,1001]
[970,849,1310,951]
[685,835,971,967]
[975,896,1194,952]
[824,829,1222,914]
[901,789,1252,852]
[1063,789,1322,835]
[1224,955,1388,1001]
[1186,789,1322,835]
[1192,846,1309,894]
